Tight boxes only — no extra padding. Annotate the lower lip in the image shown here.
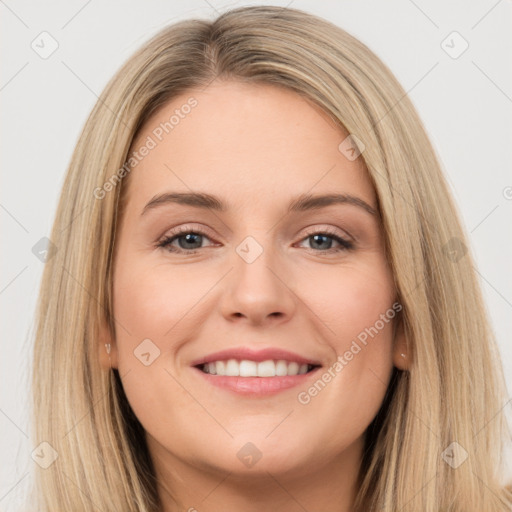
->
[192,366,321,396]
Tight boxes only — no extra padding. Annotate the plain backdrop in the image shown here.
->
[1,0,511,508]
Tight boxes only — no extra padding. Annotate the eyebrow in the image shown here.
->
[140,191,377,217]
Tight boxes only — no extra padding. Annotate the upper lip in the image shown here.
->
[190,347,323,367]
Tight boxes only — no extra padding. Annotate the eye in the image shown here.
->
[157,225,216,254]
[297,227,354,253]
[156,225,354,255]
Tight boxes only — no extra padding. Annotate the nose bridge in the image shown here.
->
[221,230,296,323]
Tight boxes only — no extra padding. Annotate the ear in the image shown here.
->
[97,315,119,370]
[392,312,410,371]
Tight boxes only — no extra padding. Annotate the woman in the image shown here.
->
[30,5,512,511]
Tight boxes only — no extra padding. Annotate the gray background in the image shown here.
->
[1,0,511,508]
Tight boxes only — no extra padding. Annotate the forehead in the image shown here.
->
[123,80,374,213]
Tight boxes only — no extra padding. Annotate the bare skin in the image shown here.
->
[99,80,408,512]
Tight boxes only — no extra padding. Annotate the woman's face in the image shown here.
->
[101,80,407,481]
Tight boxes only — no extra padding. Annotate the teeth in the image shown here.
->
[239,360,258,377]
[201,359,312,377]
[275,360,288,376]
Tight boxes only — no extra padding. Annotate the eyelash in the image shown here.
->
[156,225,354,255]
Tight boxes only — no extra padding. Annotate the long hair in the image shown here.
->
[30,5,512,511]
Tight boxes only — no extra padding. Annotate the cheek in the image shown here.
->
[111,260,206,437]
[112,257,211,354]
[297,261,396,348]
[292,262,397,438]
[297,261,396,396]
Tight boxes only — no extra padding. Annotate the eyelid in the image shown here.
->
[160,223,353,244]
[161,223,218,241]
[300,224,354,243]
[157,222,357,258]
[155,223,220,253]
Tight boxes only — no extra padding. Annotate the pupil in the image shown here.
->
[312,234,331,250]
[180,233,202,249]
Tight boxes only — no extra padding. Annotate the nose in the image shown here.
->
[219,240,297,326]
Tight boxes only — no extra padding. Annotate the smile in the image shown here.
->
[193,360,322,397]
[197,359,319,377]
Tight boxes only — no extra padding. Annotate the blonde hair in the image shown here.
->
[30,5,512,511]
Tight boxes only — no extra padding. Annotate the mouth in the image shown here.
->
[194,359,321,377]
[190,347,324,396]
[192,358,323,397]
